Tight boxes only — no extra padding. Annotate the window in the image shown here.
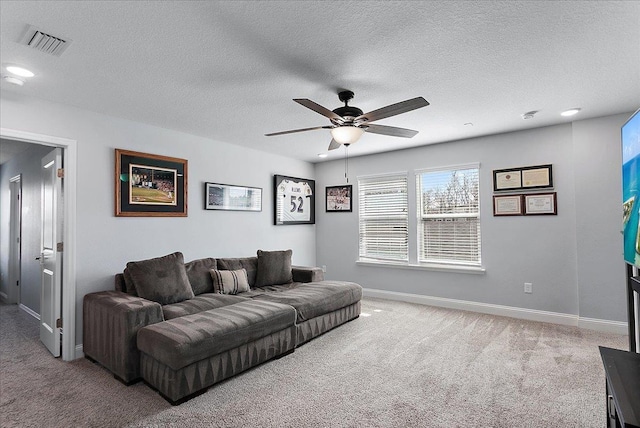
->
[416,165,481,266]
[358,173,408,262]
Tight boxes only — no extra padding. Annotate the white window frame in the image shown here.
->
[415,163,482,268]
[357,172,409,263]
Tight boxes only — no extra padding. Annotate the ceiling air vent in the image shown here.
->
[20,25,71,57]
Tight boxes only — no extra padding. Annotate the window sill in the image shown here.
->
[356,260,486,275]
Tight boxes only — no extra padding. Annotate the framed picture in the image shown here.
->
[274,174,315,225]
[493,169,522,191]
[493,195,523,216]
[326,185,352,212]
[493,164,553,191]
[204,182,262,212]
[524,192,557,215]
[115,149,187,217]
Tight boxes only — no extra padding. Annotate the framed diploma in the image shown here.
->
[493,195,523,216]
[521,164,553,189]
[274,174,315,225]
[493,169,522,191]
[493,164,553,191]
[524,192,557,215]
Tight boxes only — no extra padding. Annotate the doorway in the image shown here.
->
[0,128,77,361]
[8,175,21,306]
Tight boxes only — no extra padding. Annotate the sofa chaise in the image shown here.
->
[83,250,362,403]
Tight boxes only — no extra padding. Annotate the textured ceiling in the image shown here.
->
[1,1,639,163]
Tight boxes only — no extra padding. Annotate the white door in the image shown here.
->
[8,175,22,304]
[39,148,63,357]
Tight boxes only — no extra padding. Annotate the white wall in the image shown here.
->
[315,114,630,323]
[0,95,317,348]
[0,143,55,312]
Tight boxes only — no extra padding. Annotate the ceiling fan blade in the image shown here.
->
[294,99,345,123]
[356,97,429,123]
[328,139,341,151]
[364,124,419,138]
[265,126,332,137]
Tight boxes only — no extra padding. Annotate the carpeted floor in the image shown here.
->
[0,298,627,427]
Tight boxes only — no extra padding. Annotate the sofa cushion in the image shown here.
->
[162,293,248,320]
[253,280,363,323]
[255,249,293,287]
[122,268,138,296]
[137,300,297,370]
[217,257,258,287]
[184,257,217,295]
[125,252,194,305]
[210,268,250,295]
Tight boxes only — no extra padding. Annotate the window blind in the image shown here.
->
[417,166,481,265]
[358,174,408,262]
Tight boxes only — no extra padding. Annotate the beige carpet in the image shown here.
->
[0,298,627,427]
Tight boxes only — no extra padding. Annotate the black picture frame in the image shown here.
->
[274,174,315,225]
[326,185,353,212]
[115,149,187,217]
[493,164,553,192]
[204,182,262,212]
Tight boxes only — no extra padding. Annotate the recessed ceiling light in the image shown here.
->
[317,153,328,158]
[561,108,581,117]
[3,75,25,86]
[5,65,34,78]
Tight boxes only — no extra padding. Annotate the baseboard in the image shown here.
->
[75,344,84,359]
[19,304,40,321]
[363,288,628,335]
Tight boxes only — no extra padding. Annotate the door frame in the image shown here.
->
[8,174,22,305]
[1,127,77,361]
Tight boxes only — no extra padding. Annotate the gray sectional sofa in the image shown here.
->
[83,250,362,404]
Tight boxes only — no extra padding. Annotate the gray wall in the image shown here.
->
[0,143,56,313]
[315,114,629,322]
[0,95,317,347]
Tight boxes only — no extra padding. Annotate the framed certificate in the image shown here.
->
[274,175,315,225]
[493,170,522,191]
[493,164,553,191]
[493,195,523,216]
[524,192,557,215]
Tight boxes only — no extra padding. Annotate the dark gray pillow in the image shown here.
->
[184,257,217,295]
[125,252,194,305]
[122,268,138,296]
[255,249,293,287]
[217,257,258,287]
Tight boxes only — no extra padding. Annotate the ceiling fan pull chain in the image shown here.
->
[344,144,349,183]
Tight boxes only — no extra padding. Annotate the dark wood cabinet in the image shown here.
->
[600,346,640,428]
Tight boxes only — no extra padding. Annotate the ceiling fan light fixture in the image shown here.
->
[330,126,364,145]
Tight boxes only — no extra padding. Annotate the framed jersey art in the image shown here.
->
[274,174,315,225]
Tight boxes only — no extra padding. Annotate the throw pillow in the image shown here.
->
[125,252,194,305]
[184,257,217,295]
[255,249,293,287]
[210,268,250,295]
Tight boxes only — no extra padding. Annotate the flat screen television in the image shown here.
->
[622,108,640,267]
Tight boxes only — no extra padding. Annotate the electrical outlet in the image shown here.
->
[524,282,533,294]
[322,265,327,273]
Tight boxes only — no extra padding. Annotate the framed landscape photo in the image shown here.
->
[493,194,523,216]
[205,182,262,211]
[274,174,315,225]
[115,149,187,217]
[326,185,352,212]
[524,192,557,215]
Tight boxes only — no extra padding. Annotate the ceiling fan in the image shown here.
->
[265,90,430,151]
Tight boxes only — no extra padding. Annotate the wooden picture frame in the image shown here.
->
[493,194,523,216]
[524,192,557,215]
[204,182,262,212]
[115,149,187,217]
[493,164,553,191]
[274,174,315,225]
[326,185,352,212]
